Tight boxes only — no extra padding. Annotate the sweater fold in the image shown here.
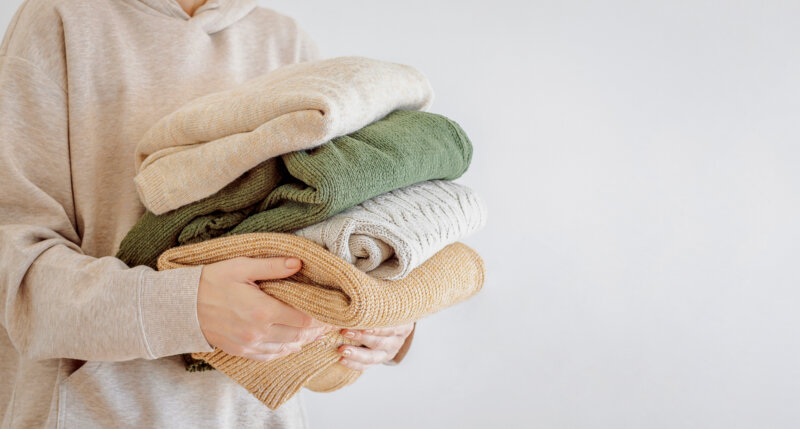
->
[134,56,434,214]
[156,232,486,409]
[117,110,473,269]
[116,158,283,268]
[295,180,487,280]
[224,109,473,234]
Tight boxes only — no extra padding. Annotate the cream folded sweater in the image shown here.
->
[134,56,435,214]
[295,180,488,280]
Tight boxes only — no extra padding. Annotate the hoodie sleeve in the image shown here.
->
[0,54,214,362]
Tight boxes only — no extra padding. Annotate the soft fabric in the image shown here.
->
[157,232,486,409]
[0,0,321,426]
[295,180,488,280]
[117,159,283,269]
[134,56,434,215]
[221,109,473,234]
[117,109,473,269]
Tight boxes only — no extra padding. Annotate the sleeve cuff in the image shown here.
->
[139,265,214,359]
[384,322,416,366]
[133,167,174,215]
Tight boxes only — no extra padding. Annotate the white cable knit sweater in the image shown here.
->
[295,180,487,280]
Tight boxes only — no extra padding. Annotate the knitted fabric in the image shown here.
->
[220,109,473,234]
[116,159,283,269]
[134,57,434,214]
[117,110,472,269]
[295,180,488,280]
[156,233,485,409]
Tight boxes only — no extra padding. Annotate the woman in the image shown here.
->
[0,0,414,427]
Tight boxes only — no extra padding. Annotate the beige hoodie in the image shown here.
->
[0,0,322,427]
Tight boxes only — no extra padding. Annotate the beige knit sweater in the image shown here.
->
[134,56,435,215]
[0,0,326,427]
[157,233,486,409]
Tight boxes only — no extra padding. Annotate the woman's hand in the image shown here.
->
[197,256,333,362]
[337,322,415,371]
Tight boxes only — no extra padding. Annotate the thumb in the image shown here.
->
[235,256,302,282]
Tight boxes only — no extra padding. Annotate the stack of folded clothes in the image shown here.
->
[117,56,487,409]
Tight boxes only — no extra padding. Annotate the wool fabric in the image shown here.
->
[222,109,473,234]
[116,159,282,269]
[156,232,485,409]
[134,56,434,215]
[295,180,488,280]
[116,109,473,269]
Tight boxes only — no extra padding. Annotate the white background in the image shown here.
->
[4,1,800,428]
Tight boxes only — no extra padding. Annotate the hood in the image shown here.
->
[138,0,257,34]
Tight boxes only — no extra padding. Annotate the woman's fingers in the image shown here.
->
[338,345,390,371]
[337,323,416,370]
[198,255,416,368]
[255,291,327,329]
[340,323,414,345]
[197,256,332,364]
[341,329,403,351]
[232,256,303,282]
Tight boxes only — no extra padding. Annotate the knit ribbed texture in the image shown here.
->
[116,110,473,269]
[220,109,473,234]
[156,232,485,409]
[193,331,362,409]
[134,57,434,215]
[116,159,283,269]
[295,180,488,280]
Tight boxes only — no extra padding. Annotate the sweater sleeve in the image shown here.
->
[0,55,214,362]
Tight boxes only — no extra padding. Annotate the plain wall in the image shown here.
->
[3,1,800,428]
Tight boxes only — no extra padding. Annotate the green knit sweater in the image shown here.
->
[117,110,473,269]
[116,159,284,269]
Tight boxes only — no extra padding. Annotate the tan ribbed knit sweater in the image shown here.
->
[157,233,486,409]
[135,56,435,214]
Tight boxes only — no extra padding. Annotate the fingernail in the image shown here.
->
[364,329,374,334]
[342,330,356,339]
[341,348,351,357]
[285,258,301,269]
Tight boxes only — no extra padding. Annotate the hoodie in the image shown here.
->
[0,0,319,427]
[138,0,257,34]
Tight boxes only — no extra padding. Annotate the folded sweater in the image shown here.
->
[134,57,434,214]
[117,159,282,268]
[117,110,473,268]
[222,109,473,234]
[295,180,488,280]
[156,232,486,409]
